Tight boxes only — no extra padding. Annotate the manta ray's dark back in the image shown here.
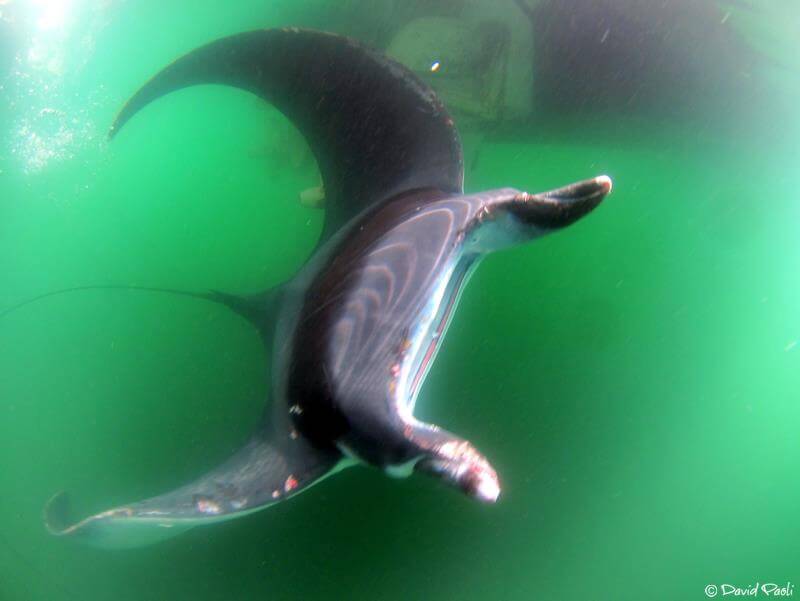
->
[109,28,464,242]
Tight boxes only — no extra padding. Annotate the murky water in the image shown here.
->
[1,1,798,599]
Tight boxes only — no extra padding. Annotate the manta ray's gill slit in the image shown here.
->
[334,239,419,396]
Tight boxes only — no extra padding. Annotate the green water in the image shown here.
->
[1,1,799,600]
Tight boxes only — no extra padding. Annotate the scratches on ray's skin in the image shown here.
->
[193,480,253,515]
[193,495,222,516]
[388,333,413,396]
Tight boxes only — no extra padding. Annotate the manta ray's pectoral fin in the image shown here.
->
[108,28,464,244]
[45,429,343,549]
[404,421,501,504]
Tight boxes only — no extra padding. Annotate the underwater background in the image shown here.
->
[1,1,798,599]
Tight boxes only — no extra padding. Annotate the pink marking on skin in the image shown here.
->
[284,475,299,493]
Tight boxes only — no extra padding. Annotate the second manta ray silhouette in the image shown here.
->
[42,28,611,547]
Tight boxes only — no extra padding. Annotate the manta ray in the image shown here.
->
[7,28,611,548]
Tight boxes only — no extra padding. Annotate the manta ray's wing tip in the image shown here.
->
[595,174,613,194]
[108,120,121,140]
[43,491,73,535]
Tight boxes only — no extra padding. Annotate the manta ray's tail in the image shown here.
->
[0,284,279,336]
